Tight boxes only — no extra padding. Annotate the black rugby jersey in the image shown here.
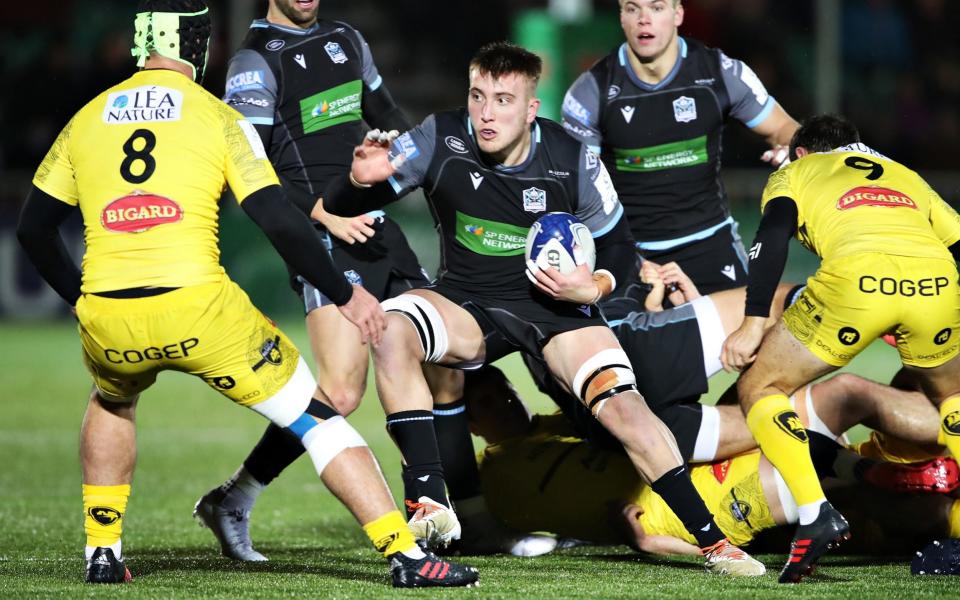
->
[387,110,624,300]
[562,38,775,245]
[224,18,407,208]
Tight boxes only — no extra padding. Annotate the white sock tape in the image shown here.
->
[302,415,368,476]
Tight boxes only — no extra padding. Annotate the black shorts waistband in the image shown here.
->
[91,287,179,299]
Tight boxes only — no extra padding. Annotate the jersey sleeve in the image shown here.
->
[352,28,384,92]
[926,181,960,248]
[32,116,79,206]
[718,51,776,129]
[385,115,437,196]
[759,166,795,212]
[575,145,624,237]
[219,104,281,203]
[561,72,602,154]
[224,49,277,127]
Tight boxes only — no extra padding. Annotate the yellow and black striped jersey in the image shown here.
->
[760,144,960,262]
[32,68,279,293]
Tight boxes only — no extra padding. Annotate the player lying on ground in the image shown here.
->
[721,114,960,582]
[468,370,960,558]
[15,0,476,588]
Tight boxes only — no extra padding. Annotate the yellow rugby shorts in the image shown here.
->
[782,254,960,367]
[75,276,299,405]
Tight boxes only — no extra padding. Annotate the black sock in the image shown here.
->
[400,464,420,515]
[433,398,482,501]
[807,431,842,478]
[650,465,725,548]
[386,410,448,506]
[242,423,306,485]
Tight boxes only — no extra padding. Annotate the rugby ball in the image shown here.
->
[525,212,596,274]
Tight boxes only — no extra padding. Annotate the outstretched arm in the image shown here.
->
[241,185,384,344]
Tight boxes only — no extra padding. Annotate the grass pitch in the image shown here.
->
[0,319,953,598]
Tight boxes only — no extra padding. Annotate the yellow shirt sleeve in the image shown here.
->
[926,182,960,248]
[32,117,79,206]
[218,103,279,203]
[759,166,794,213]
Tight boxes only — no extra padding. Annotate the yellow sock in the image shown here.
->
[82,484,130,548]
[746,394,825,506]
[362,510,417,557]
[938,395,960,457]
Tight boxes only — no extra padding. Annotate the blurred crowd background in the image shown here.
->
[3,0,960,317]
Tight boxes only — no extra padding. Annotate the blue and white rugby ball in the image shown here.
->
[525,212,596,275]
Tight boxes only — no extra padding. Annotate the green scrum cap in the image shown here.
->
[131,0,211,82]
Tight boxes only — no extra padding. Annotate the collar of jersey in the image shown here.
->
[250,18,319,35]
[618,36,687,91]
[466,115,542,173]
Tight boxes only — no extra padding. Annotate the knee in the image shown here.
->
[323,385,364,416]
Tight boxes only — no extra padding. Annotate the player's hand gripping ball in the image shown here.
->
[525,212,596,275]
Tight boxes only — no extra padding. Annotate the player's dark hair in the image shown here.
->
[789,114,861,161]
[469,42,542,88]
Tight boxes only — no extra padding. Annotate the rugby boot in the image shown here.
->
[85,547,132,584]
[389,549,479,588]
[863,456,960,494]
[778,502,850,583]
[406,496,462,549]
[193,488,267,561]
[701,538,766,576]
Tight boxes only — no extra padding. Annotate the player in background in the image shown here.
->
[15,0,477,588]
[722,114,960,582]
[562,0,798,296]
[320,41,767,576]
[189,0,518,562]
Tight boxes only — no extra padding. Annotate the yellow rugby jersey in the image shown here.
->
[32,69,279,293]
[760,144,960,262]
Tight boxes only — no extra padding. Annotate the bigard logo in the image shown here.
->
[101,192,182,233]
[774,410,808,443]
[88,507,121,525]
[837,186,916,210]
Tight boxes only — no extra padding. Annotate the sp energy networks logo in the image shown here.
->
[300,80,362,133]
[455,212,527,257]
[101,192,182,233]
[774,410,808,443]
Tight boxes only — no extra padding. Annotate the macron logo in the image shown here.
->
[721,265,737,281]
[620,105,635,123]
[470,172,484,190]
[417,475,430,482]
[748,242,762,260]
[294,53,306,69]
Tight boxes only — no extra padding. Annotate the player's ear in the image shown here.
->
[527,96,540,124]
[674,2,684,27]
[794,146,809,159]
